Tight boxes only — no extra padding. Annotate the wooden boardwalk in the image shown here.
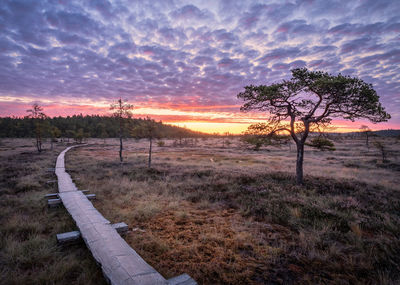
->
[55,146,193,285]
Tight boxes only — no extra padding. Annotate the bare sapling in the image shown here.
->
[26,103,47,153]
[110,98,134,163]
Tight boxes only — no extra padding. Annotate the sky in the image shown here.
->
[0,0,399,133]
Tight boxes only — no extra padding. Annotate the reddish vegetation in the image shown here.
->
[126,201,300,284]
[132,206,256,283]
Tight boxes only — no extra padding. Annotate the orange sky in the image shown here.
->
[0,100,397,134]
[167,120,399,134]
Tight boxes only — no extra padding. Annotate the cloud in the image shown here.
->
[55,31,90,45]
[289,60,307,68]
[170,4,214,22]
[88,0,114,19]
[0,0,398,126]
[258,47,301,63]
[276,20,317,35]
[46,10,101,37]
[191,56,214,66]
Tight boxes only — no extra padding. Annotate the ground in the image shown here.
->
[1,136,399,284]
[0,139,106,285]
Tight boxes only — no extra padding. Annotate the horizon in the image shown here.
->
[0,0,399,134]
[2,113,399,135]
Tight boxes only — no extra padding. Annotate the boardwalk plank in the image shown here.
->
[55,146,169,285]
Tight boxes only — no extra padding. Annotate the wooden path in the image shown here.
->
[55,146,195,285]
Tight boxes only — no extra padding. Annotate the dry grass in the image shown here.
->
[64,136,400,284]
[0,139,106,285]
[1,137,399,284]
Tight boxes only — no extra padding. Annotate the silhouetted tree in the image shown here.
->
[97,123,108,144]
[222,132,232,148]
[359,125,371,149]
[49,125,61,150]
[0,115,204,139]
[373,140,388,163]
[110,98,134,162]
[65,129,75,143]
[238,68,390,185]
[26,103,47,153]
[74,128,84,144]
[132,118,162,168]
[176,128,186,146]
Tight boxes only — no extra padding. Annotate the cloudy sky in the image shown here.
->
[0,0,399,133]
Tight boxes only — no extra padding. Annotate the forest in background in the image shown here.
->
[0,115,206,139]
[0,115,399,140]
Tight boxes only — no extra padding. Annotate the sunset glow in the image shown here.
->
[168,122,247,134]
[0,0,399,133]
[0,99,398,134]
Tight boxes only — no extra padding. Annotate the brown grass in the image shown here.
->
[64,136,400,284]
[1,136,400,284]
[0,139,106,285]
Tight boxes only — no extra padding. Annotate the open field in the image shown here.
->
[1,137,400,284]
[0,139,106,284]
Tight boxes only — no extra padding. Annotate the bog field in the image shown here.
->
[1,137,399,284]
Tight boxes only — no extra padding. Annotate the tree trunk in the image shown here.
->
[382,148,387,163]
[36,128,42,153]
[119,116,123,163]
[119,136,123,162]
[296,142,304,185]
[148,137,152,168]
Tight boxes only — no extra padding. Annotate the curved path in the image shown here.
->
[55,146,167,284]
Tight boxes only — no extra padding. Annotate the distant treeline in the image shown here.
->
[0,115,206,139]
[327,129,400,138]
[366,129,400,138]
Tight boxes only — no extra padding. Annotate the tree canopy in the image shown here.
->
[131,117,164,168]
[238,68,390,184]
[239,68,390,137]
[26,103,47,152]
[0,115,204,139]
[110,98,135,162]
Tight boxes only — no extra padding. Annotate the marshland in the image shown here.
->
[1,135,399,284]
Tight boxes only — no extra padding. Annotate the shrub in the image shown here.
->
[306,137,335,151]
[240,135,264,151]
[373,140,388,163]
